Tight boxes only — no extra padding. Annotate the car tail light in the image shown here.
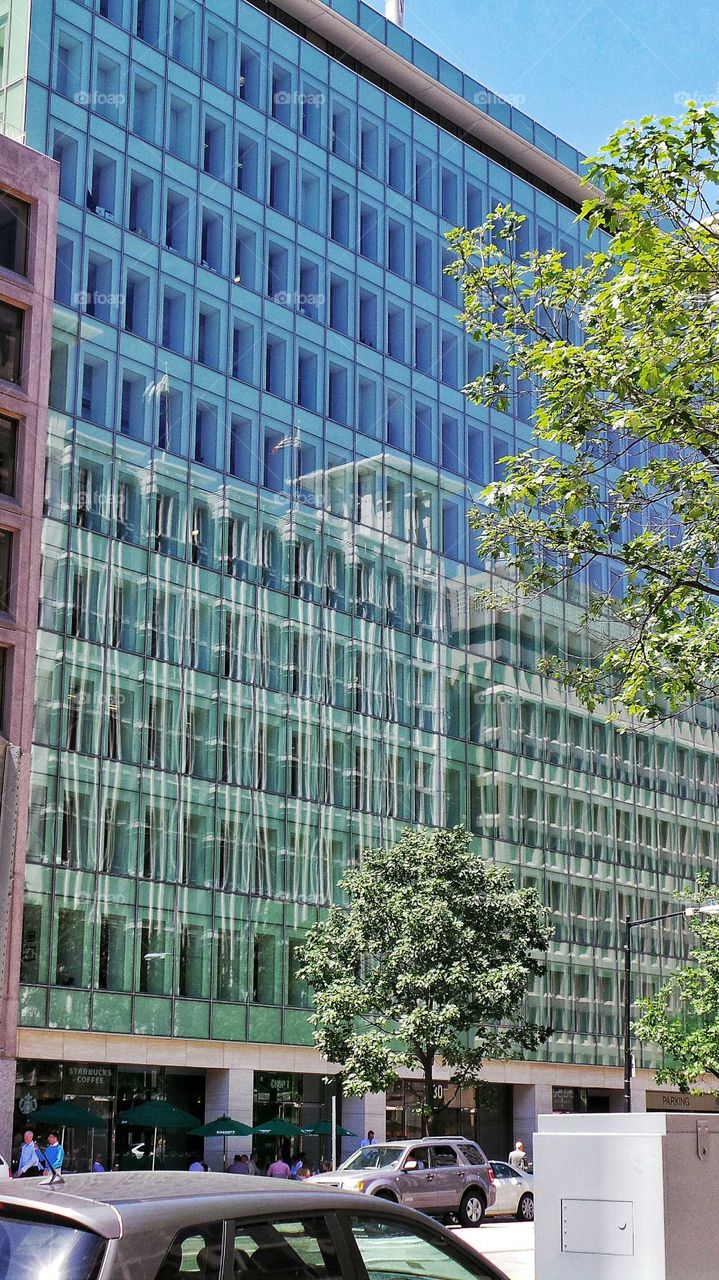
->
[487,1166,495,1182]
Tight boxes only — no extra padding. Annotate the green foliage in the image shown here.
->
[447,103,719,722]
[300,827,552,1131]
[635,876,719,1089]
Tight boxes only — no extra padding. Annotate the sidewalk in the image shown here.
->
[453,1221,535,1280]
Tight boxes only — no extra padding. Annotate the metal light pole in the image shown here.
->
[622,913,633,1113]
[623,903,719,1112]
[385,0,405,26]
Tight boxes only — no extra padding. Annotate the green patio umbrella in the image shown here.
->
[117,1099,200,1171]
[250,1117,304,1139]
[33,1101,105,1130]
[300,1121,357,1138]
[32,1100,106,1169]
[189,1115,254,1169]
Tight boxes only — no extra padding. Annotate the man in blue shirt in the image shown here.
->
[359,1130,377,1148]
[40,1133,64,1177]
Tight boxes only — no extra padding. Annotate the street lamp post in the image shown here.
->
[623,903,719,1112]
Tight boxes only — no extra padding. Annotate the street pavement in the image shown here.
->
[452,1220,534,1280]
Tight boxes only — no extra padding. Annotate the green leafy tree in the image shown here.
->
[635,879,719,1089]
[300,827,552,1135]
[447,103,719,721]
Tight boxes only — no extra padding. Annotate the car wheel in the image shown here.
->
[459,1189,486,1227]
[516,1192,534,1222]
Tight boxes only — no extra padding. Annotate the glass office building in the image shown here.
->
[1,0,716,1162]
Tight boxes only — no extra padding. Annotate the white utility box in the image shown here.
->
[534,1111,719,1280]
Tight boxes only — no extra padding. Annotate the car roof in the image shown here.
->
[373,1137,479,1146]
[429,1137,481,1143]
[0,1173,411,1239]
[0,1173,510,1279]
[359,1140,414,1149]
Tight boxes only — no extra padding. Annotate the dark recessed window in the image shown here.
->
[0,302,23,383]
[0,529,12,611]
[0,193,29,277]
[0,646,7,732]
[0,415,18,496]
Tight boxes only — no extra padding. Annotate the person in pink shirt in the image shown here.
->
[266,1156,291,1178]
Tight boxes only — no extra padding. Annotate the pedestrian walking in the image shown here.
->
[39,1133,65,1176]
[508,1140,527,1171]
[359,1130,377,1148]
[16,1131,41,1178]
[266,1155,291,1178]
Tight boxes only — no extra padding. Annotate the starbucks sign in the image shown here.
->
[66,1065,113,1093]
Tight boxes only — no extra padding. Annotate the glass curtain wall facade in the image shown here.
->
[9,0,717,1094]
[0,130,58,1160]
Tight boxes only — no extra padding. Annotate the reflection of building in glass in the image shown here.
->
[0,0,713,1165]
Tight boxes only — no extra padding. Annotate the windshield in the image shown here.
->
[341,1146,405,1172]
[0,1212,106,1280]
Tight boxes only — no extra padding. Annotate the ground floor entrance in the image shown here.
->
[13,1060,342,1173]
[14,1060,206,1172]
[9,1030,657,1173]
[386,1080,513,1157]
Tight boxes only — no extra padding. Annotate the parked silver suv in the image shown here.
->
[308,1138,496,1226]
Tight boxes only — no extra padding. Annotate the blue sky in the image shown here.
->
[366,0,719,157]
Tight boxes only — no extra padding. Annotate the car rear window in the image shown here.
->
[155,1222,223,1279]
[0,1209,106,1280]
[232,1217,340,1279]
[457,1144,486,1167]
[349,1215,502,1279]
